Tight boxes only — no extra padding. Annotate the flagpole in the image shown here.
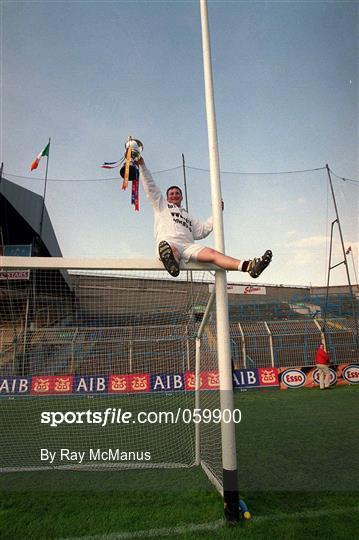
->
[39,137,51,240]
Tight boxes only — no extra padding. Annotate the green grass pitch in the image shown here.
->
[0,386,357,539]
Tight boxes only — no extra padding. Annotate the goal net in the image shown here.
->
[0,258,223,492]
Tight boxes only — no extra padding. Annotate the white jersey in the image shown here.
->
[140,162,213,250]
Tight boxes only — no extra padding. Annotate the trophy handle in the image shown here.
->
[125,136,144,153]
[133,139,143,152]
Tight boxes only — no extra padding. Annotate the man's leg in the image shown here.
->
[316,365,325,389]
[323,365,331,388]
[197,247,272,277]
[197,247,241,270]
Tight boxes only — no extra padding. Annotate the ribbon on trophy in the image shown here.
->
[122,145,133,191]
[101,136,143,211]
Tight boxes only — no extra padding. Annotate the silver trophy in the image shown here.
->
[120,136,143,181]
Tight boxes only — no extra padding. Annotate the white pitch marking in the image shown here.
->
[59,519,224,540]
[59,506,359,540]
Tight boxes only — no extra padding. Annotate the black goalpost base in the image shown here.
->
[223,468,240,523]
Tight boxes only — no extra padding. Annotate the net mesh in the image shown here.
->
[0,265,222,489]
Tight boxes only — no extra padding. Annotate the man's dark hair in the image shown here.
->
[166,185,183,197]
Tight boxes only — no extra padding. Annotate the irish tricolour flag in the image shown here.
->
[30,142,50,171]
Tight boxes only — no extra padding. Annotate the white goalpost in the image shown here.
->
[0,257,219,272]
[199,0,240,522]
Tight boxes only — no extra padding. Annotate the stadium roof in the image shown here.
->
[0,175,72,288]
[0,176,62,257]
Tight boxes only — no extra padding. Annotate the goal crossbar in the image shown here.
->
[0,256,221,271]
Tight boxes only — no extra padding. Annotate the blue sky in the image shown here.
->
[1,0,358,286]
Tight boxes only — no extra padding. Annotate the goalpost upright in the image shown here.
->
[199,0,239,523]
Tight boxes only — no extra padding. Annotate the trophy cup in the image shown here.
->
[101,136,143,211]
[120,136,143,211]
[120,136,143,182]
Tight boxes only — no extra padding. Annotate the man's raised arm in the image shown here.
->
[138,158,164,210]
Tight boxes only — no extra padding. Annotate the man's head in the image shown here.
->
[166,185,183,206]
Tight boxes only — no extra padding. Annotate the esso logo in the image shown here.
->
[313,368,337,386]
[281,369,306,388]
[342,365,359,384]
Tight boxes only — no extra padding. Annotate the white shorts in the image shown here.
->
[158,241,205,263]
[179,243,205,263]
